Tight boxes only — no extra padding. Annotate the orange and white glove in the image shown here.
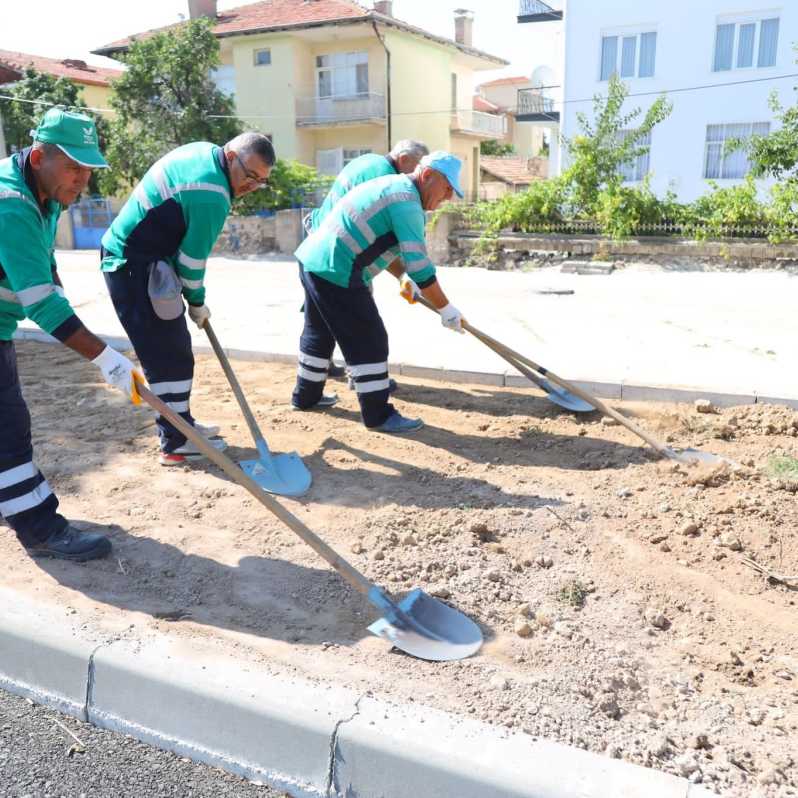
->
[399,274,420,305]
[92,346,144,405]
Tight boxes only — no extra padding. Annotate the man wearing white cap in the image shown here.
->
[0,108,142,561]
[291,151,466,434]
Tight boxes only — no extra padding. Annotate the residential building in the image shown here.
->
[516,0,796,201]
[479,154,547,199]
[0,50,122,156]
[475,73,550,160]
[94,0,509,199]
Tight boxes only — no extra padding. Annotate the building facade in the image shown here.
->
[96,0,509,199]
[516,0,796,201]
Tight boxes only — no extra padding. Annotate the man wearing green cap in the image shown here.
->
[292,150,466,434]
[0,108,143,562]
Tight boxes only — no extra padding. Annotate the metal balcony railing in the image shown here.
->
[452,109,508,137]
[516,91,559,121]
[295,93,386,126]
[518,0,562,22]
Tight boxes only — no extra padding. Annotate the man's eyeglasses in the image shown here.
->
[234,153,270,185]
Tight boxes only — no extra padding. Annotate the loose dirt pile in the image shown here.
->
[4,341,797,797]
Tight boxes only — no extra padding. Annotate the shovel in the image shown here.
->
[203,321,311,497]
[412,294,594,413]
[460,320,733,467]
[136,378,483,662]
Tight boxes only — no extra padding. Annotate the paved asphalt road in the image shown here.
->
[0,688,285,797]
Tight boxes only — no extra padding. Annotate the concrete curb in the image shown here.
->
[14,327,798,410]
[0,601,717,798]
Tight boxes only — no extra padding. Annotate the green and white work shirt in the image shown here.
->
[309,153,398,231]
[101,142,233,307]
[0,149,80,342]
[295,173,436,290]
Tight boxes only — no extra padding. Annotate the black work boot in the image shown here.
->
[25,525,112,562]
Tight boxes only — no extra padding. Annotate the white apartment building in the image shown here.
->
[516,0,797,200]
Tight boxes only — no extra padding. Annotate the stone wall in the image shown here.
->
[427,212,798,271]
[213,215,277,257]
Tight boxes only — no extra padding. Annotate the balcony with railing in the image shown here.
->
[451,109,508,138]
[518,0,562,23]
[295,93,386,128]
[516,90,559,123]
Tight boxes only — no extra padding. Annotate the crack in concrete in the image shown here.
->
[325,694,365,798]
[82,643,106,723]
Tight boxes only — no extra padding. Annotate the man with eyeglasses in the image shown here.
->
[101,132,275,465]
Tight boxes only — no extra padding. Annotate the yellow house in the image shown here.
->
[94,0,508,199]
[0,49,121,154]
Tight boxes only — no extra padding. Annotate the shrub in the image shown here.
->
[232,159,333,215]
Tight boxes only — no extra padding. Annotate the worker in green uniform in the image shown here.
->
[0,108,142,562]
[101,132,275,465]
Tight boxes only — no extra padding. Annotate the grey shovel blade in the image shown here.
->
[538,378,596,413]
[240,451,312,497]
[368,588,483,662]
[664,447,741,468]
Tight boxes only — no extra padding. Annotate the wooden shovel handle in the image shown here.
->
[410,292,673,459]
[203,321,264,447]
[135,378,374,596]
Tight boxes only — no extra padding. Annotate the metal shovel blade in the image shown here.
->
[665,447,741,468]
[239,438,312,497]
[368,588,483,662]
[537,377,596,413]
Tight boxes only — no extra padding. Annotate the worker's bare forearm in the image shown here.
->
[62,325,106,361]
[420,281,449,310]
[386,258,405,279]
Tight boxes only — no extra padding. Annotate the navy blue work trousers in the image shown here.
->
[0,340,67,546]
[292,263,394,428]
[102,256,195,453]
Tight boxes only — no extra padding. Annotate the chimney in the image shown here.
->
[374,1,393,15]
[188,0,217,20]
[454,9,474,47]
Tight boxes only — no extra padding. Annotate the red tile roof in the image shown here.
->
[480,156,545,185]
[473,95,500,113]
[478,75,529,88]
[0,49,122,87]
[93,0,508,66]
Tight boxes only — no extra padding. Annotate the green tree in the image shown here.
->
[0,67,110,193]
[480,139,515,156]
[562,74,672,216]
[233,159,334,215]
[748,91,798,182]
[100,17,241,194]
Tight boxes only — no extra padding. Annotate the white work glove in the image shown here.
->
[92,346,144,405]
[398,274,420,305]
[188,303,211,328]
[439,303,465,334]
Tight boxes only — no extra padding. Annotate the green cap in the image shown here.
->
[32,108,108,168]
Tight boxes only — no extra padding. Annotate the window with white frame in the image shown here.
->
[316,52,369,99]
[713,16,779,71]
[209,65,235,97]
[704,122,770,179]
[343,148,372,167]
[617,130,652,182]
[600,31,657,80]
[253,48,271,66]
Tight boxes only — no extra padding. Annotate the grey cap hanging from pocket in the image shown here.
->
[148,260,184,321]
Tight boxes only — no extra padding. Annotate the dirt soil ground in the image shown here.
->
[4,341,798,798]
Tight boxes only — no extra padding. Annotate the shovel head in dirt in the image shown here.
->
[367,587,483,662]
[240,438,312,497]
